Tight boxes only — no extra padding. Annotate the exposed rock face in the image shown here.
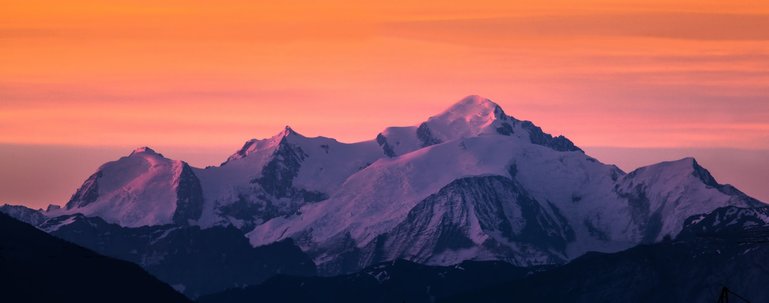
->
[679,206,769,237]
[416,122,443,147]
[173,163,205,225]
[520,120,582,152]
[315,176,575,273]
[66,171,102,209]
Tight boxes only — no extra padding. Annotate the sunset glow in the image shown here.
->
[1,1,769,207]
[2,0,768,148]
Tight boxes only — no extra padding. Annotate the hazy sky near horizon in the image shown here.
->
[1,1,768,207]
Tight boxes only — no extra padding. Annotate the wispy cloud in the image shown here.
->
[384,12,769,43]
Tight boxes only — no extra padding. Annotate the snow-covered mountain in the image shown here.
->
[193,126,384,230]
[614,158,764,243]
[57,147,204,227]
[376,95,580,157]
[19,95,764,274]
[247,96,762,273]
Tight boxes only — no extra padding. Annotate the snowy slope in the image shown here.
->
[194,126,385,229]
[249,134,626,272]
[615,157,764,242]
[376,95,580,157]
[212,126,384,191]
[56,147,204,227]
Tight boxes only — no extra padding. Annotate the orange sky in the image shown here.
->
[2,1,769,208]
[1,0,768,150]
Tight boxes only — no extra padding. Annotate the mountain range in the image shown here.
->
[2,95,765,299]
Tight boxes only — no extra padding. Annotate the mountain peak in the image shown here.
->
[686,157,721,188]
[437,95,506,121]
[656,157,699,171]
[130,146,161,157]
[629,157,697,174]
[627,157,721,187]
[222,126,307,165]
[279,125,302,138]
[408,95,510,145]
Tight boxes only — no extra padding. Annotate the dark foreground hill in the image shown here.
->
[0,213,191,303]
[41,214,317,298]
[199,260,542,303]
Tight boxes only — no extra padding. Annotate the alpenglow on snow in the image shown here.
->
[37,95,763,274]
